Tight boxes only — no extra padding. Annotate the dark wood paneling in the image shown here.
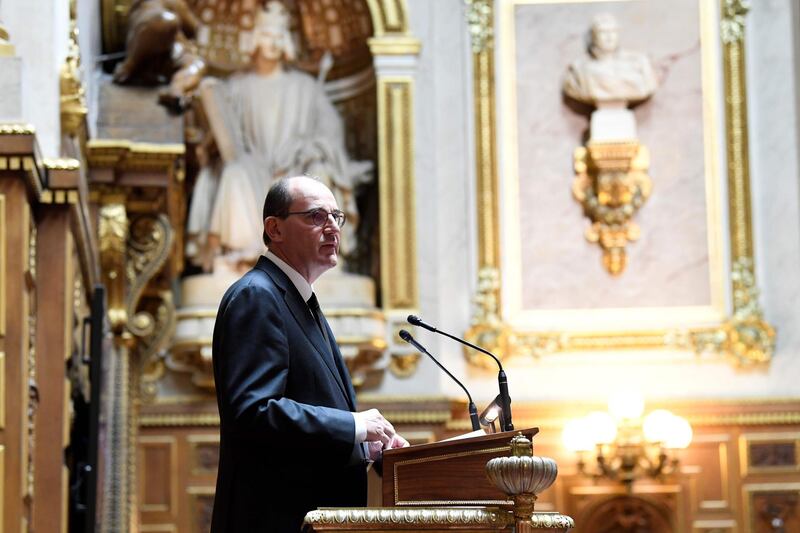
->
[0,176,32,533]
[32,204,73,533]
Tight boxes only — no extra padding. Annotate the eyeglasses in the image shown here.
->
[285,208,346,228]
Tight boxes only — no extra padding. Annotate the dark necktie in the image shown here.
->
[307,293,330,347]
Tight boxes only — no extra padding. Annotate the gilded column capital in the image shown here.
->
[721,0,750,44]
[465,0,494,53]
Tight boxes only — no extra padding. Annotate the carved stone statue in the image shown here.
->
[113,0,207,102]
[185,0,371,271]
[563,13,658,141]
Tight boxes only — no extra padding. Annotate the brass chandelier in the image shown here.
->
[562,393,692,489]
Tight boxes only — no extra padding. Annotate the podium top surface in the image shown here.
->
[383,427,539,460]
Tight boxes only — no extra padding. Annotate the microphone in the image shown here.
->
[398,329,480,431]
[407,315,513,432]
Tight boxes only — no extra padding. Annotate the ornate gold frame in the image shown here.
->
[465,0,774,366]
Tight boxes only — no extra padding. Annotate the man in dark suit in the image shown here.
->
[210,176,407,532]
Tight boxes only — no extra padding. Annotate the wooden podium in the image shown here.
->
[381,428,539,508]
[303,428,575,532]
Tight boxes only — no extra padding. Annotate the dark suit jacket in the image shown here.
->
[210,256,366,532]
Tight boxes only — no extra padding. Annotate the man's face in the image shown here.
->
[271,178,341,283]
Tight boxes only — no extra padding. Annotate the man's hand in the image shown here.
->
[387,433,410,449]
[359,408,396,447]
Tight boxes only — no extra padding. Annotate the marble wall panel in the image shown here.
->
[510,0,712,310]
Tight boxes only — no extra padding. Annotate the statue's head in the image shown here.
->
[253,1,296,62]
[589,13,620,57]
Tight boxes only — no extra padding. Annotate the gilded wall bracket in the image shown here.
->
[125,213,176,400]
[572,142,652,276]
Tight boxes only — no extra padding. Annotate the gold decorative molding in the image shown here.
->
[0,123,35,135]
[367,36,421,56]
[87,139,185,175]
[377,78,418,311]
[143,406,448,429]
[305,507,514,528]
[139,413,220,427]
[39,189,79,205]
[366,0,409,36]
[468,0,501,352]
[466,0,773,365]
[43,158,80,171]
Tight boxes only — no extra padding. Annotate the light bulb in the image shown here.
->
[663,415,693,449]
[608,391,645,420]
[586,411,618,445]
[562,418,594,452]
[642,409,674,443]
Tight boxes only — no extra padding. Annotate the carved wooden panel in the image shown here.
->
[188,487,215,533]
[0,176,34,533]
[580,495,674,533]
[32,205,76,533]
[566,484,686,533]
[138,425,220,532]
[139,436,177,518]
[682,433,734,512]
[750,443,796,468]
[740,433,800,476]
[188,435,219,476]
[744,486,800,533]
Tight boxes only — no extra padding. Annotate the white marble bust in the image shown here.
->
[563,13,658,106]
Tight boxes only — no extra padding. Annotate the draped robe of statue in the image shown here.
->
[187,66,371,263]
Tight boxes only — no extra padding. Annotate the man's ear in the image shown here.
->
[264,217,283,243]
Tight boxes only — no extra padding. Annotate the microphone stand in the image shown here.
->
[399,330,480,431]
[408,316,513,432]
